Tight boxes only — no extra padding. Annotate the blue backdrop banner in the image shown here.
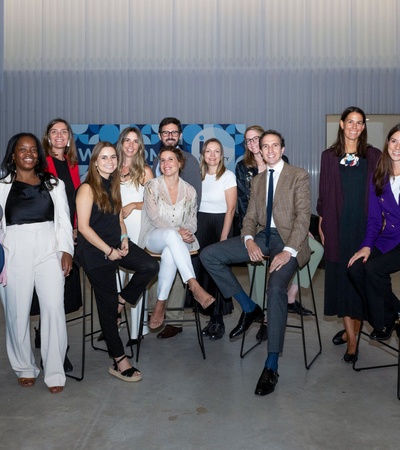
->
[72,123,246,180]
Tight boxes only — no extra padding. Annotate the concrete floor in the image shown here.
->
[0,267,399,450]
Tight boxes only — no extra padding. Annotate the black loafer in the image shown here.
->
[256,324,268,341]
[332,329,347,345]
[343,351,358,363]
[370,320,396,341]
[157,325,183,339]
[201,321,213,337]
[229,305,264,339]
[287,300,313,316]
[254,368,279,396]
[209,323,225,340]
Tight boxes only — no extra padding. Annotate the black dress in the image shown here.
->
[324,158,367,318]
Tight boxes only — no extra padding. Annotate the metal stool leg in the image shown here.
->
[288,264,322,370]
[193,292,206,359]
[240,259,268,358]
[135,289,147,363]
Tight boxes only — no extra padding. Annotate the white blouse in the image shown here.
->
[138,176,199,250]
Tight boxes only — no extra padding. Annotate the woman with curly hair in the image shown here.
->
[0,133,74,393]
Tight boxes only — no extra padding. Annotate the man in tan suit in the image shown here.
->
[201,130,310,396]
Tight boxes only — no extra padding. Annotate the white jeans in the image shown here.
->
[1,222,67,387]
[146,228,195,300]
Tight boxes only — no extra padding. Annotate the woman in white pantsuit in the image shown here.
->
[0,133,74,394]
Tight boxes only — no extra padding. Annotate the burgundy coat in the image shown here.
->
[316,146,381,262]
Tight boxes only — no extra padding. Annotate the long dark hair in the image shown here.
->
[85,141,121,213]
[373,123,400,196]
[0,133,58,190]
[330,106,369,158]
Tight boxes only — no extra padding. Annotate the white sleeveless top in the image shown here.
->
[120,181,144,244]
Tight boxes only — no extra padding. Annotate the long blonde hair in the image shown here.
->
[200,138,226,181]
[116,127,147,189]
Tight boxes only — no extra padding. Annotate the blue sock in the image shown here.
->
[233,290,257,313]
[265,352,279,372]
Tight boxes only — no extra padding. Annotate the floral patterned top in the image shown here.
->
[138,175,199,251]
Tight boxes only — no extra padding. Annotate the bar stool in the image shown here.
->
[240,256,322,370]
[135,249,206,362]
[65,267,133,382]
[352,319,400,400]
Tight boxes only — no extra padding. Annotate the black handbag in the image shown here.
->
[30,262,82,316]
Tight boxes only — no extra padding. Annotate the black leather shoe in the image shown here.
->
[256,324,268,341]
[370,320,396,341]
[209,323,225,340]
[254,368,279,396]
[332,329,347,345]
[229,305,264,339]
[343,351,358,363]
[201,321,213,336]
[157,325,183,339]
[287,300,313,316]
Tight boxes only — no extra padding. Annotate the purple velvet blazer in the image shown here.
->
[316,146,381,262]
[361,180,400,254]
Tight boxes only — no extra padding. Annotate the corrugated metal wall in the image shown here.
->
[1,0,399,209]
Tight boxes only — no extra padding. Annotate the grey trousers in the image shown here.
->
[200,229,298,353]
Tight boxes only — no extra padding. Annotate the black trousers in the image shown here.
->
[347,245,400,330]
[83,242,159,358]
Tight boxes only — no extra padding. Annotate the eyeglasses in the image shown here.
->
[245,136,260,145]
[160,130,180,137]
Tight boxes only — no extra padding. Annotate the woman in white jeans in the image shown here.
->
[138,146,215,329]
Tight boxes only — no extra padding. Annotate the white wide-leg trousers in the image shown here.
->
[1,222,67,387]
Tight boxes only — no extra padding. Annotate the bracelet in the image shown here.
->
[120,234,129,242]
[104,247,114,259]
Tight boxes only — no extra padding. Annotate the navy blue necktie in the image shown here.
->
[265,169,275,247]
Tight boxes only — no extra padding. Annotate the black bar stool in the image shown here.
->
[352,319,400,400]
[136,250,206,362]
[65,268,134,382]
[240,256,322,370]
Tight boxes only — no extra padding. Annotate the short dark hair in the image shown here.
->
[159,146,186,172]
[158,117,182,134]
[259,129,285,148]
